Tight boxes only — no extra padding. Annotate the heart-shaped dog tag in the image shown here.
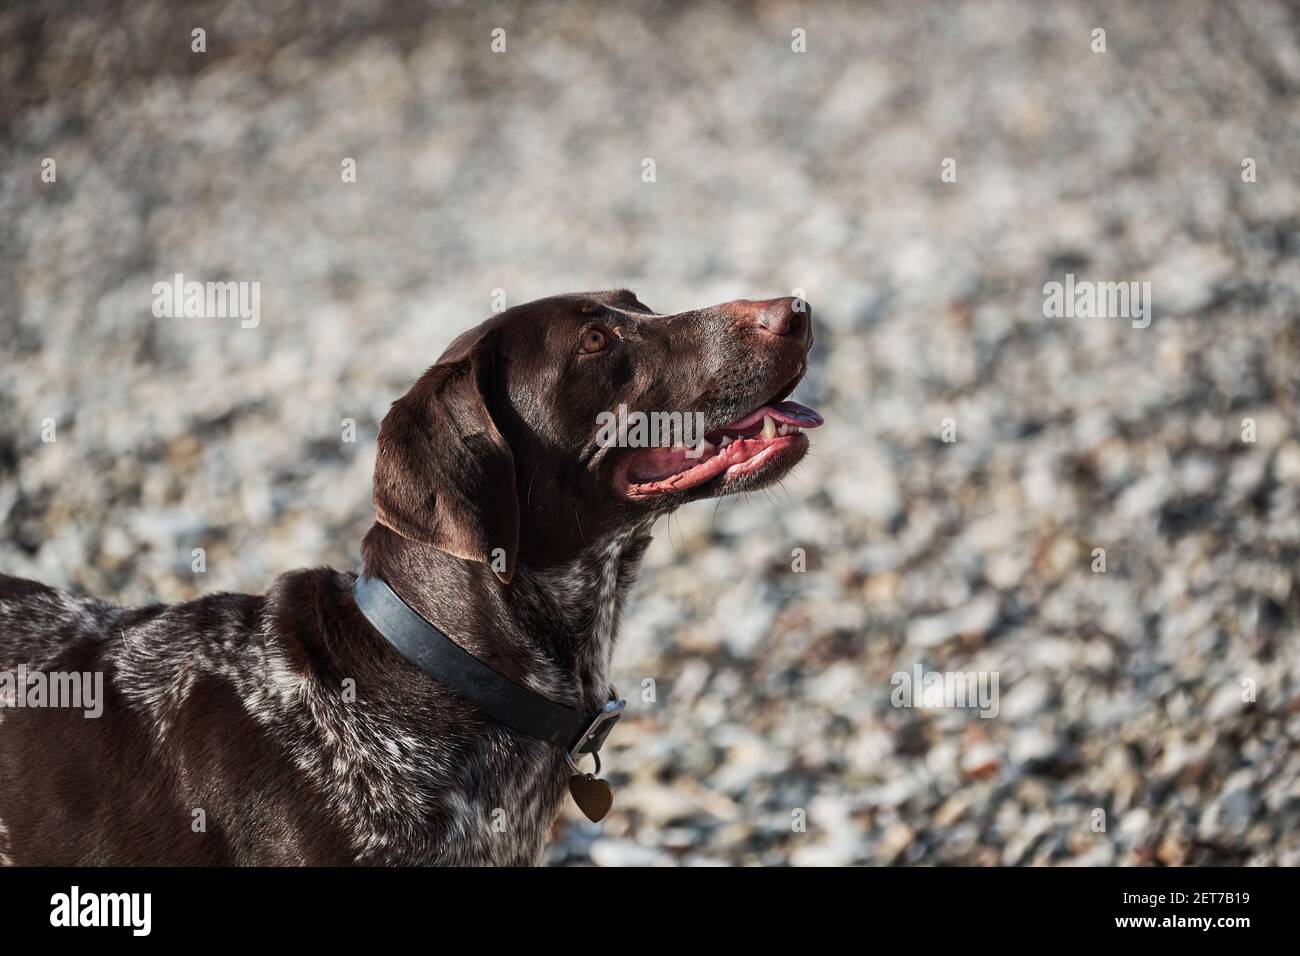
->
[568,774,614,822]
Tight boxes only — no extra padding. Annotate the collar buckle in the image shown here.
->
[565,697,625,773]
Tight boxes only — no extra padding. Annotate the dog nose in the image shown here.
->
[754,297,812,340]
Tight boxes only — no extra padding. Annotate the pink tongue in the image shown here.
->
[723,400,824,431]
[770,400,824,427]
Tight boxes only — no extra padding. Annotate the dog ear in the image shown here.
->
[372,332,519,584]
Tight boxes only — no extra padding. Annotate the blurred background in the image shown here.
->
[2,0,1298,865]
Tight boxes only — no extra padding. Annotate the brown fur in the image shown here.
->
[0,290,815,865]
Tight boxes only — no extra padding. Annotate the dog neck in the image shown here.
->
[512,521,654,704]
[360,521,653,710]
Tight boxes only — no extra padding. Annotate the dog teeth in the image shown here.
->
[762,415,778,439]
[718,435,733,448]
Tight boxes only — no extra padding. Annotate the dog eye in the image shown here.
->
[578,328,608,354]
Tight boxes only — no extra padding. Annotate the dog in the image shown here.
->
[0,290,819,865]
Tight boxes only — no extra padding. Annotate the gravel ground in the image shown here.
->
[2,0,1298,866]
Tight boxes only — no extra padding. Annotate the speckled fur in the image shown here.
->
[0,523,650,866]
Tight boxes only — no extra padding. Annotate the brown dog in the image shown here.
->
[0,290,819,865]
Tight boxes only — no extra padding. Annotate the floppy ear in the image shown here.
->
[372,335,519,584]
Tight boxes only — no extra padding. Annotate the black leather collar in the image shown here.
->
[352,575,624,762]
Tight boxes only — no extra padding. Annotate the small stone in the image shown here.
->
[589,839,671,867]
[907,592,1000,648]
[961,742,1003,779]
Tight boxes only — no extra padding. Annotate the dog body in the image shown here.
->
[0,291,817,865]
[0,538,643,865]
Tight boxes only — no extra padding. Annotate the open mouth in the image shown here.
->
[619,399,823,498]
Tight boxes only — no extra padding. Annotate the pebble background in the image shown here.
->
[1,0,1298,866]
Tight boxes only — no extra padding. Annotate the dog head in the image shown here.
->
[372,290,821,582]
